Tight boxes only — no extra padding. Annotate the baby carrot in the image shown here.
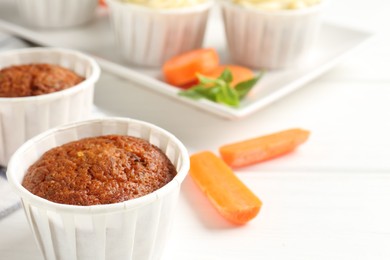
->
[190,151,262,225]
[219,128,310,168]
[163,48,219,87]
[202,65,254,87]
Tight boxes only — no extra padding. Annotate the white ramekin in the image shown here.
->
[0,48,100,166]
[17,0,99,29]
[7,117,190,260]
[106,0,213,67]
[220,0,326,69]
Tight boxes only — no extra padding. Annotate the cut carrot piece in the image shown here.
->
[190,151,262,225]
[163,48,219,87]
[220,128,310,168]
[202,65,254,87]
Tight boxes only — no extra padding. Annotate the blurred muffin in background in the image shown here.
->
[17,0,99,29]
[220,0,326,69]
[0,64,84,97]
[232,0,320,10]
[0,48,100,166]
[106,0,214,67]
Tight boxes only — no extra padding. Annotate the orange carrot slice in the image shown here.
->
[190,151,262,225]
[202,65,254,87]
[219,128,310,168]
[163,48,219,87]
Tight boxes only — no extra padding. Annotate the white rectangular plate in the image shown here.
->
[0,0,373,119]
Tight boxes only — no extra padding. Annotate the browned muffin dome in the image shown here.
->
[0,63,84,97]
[22,135,177,206]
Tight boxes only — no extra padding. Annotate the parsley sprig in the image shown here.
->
[178,69,263,108]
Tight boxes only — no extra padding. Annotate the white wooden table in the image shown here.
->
[1,0,390,259]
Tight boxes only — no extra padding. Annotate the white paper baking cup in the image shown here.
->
[7,117,190,260]
[106,0,213,67]
[0,48,100,166]
[17,0,99,29]
[220,0,326,69]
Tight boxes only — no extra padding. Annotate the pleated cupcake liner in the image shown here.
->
[106,0,213,67]
[17,0,99,29]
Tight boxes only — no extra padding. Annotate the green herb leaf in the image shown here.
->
[178,69,264,108]
[218,68,233,84]
[216,84,240,107]
[235,71,263,100]
[179,85,219,102]
[197,74,217,85]
[195,86,219,102]
[178,87,204,100]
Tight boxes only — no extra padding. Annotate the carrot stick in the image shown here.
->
[202,65,254,87]
[163,48,219,87]
[219,128,310,168]
[190,151,262,225]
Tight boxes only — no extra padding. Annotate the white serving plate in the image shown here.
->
[0,0,373,119]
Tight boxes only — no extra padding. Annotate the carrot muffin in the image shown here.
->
[22,135,177,206]
[0,64,84,97]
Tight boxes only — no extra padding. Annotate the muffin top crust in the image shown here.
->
[232,0,321,10]
[22,135,177,206]
[0,63,84,98]
[120,0,208,9]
